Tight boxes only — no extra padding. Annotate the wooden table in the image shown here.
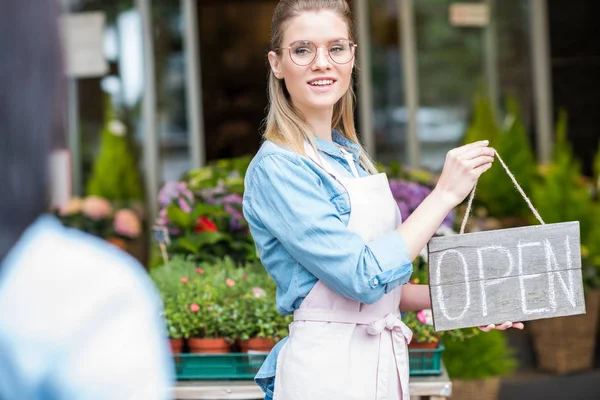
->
[174,363,452,400]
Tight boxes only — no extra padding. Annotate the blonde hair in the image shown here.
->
[264,0,377,174]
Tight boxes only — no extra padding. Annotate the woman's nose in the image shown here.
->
[312,46,331,69]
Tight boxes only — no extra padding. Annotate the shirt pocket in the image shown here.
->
[329,190,351,216]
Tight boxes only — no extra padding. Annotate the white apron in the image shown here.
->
[272,143,413,400]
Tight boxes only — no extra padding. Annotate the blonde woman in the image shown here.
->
[243,1,522,399]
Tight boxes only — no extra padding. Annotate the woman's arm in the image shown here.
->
[399,284,431,312]
[396,141,495,260]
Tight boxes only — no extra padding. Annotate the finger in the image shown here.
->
[461,146,496,160]
[496,321,513,331]
[471,162,493,177]
[467,155,495,169]
[513,322,524,330]
[479,324,494,332]
[453,140,490,156]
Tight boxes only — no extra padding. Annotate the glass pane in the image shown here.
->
[415,0,484,172]
[496,0,533,128]
[369,0,407,166]
[153,1,191,182]
[198,1,275,161]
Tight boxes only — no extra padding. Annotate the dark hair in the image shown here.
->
[0,0,64,263]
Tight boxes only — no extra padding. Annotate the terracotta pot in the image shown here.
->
[169,338,184,354]
[188,337,231,354]
[408,340,439,350]
[239,338,276,353]
[106,237,127,250]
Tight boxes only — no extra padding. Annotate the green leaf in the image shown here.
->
[167,205,193,230]
[191,203,227,219]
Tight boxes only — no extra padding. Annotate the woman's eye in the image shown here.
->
[293,48,312,55]
[330,46,345,53]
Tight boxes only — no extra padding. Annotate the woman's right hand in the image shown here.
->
[433,140,495,208]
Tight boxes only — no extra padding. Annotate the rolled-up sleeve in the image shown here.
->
[244,153,412,304]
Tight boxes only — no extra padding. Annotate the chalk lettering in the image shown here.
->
[435,249,471,321]
[477,246,514,317]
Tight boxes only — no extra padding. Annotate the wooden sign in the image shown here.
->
[428,221,585,331]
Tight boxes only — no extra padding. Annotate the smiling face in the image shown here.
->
[268,10,354,117]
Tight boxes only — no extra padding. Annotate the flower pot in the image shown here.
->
[106,237,127,250]
[451,377,501,400]
[529,289,600,374]
[409,340,439,350]
[188,337,231,354]
[169,338,185,354]
[239,338,276,353]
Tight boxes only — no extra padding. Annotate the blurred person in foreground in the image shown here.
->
[0,1,174,399]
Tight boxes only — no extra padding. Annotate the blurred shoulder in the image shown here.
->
[0,216,157,303]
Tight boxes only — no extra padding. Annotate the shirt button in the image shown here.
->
[372,278,379,285]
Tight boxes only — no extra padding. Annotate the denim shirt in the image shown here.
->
[0,216,174,399]
[243,131,413,398]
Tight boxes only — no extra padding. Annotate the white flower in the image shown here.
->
[108,120,126,136]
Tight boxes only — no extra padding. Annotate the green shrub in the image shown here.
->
[443,330,517,380]
[86,97,143,202]
[484,96,537,217]
[531,110,593,241]
[462,93,501,213]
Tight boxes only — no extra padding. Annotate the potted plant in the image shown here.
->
[150,256,200,353]
[55,195,142,251]
[443,330,517,400]
[153,156,257,267]
[404,310,439,349]
[182,257,242,354]
[528,111,600,374]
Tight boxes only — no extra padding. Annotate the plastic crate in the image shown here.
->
[408,344,445,376]
[175,345,444,380]
[175,353,268,380]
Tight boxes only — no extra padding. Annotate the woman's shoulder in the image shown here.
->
[244,140,320,190]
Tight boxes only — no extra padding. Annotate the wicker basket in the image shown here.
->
[451,377,501,400]
[529,290,600,374]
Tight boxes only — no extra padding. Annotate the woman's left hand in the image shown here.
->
[479,321,524,332]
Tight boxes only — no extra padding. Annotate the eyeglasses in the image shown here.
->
[275,39,357,66]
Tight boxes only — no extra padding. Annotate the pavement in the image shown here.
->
[497,329,600,399]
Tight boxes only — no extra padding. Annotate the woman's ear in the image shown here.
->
[268,51,283,79]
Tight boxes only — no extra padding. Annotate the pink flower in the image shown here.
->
[196,268,205,274]
[243,274,248,280]
[190,303,200,312]
[82,196,112,219]
[178,197,192,213]
[114,209,141,238]
[225,278,235,287]
[59,197,83,216]
[252,287,267,299]
[207,306,213,311]
[417,309,434,325]
[180,277,189,284]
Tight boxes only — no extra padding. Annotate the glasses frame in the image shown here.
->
[274,39,358,66]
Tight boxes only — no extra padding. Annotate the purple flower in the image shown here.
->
[199,182,227,205]
[158,181,193,207]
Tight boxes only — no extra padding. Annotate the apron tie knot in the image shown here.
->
[367,313,413,344]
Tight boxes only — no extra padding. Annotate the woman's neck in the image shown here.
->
[297,104,334,143]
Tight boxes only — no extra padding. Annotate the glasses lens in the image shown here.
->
[290,41,317,65]
[329,40,354,64]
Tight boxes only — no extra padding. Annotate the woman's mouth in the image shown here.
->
[307,78,336,92]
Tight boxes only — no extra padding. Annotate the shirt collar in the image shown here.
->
[313,130,362,161]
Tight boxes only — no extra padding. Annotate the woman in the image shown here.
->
[0,1,173,398]
[243,1,522,399]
